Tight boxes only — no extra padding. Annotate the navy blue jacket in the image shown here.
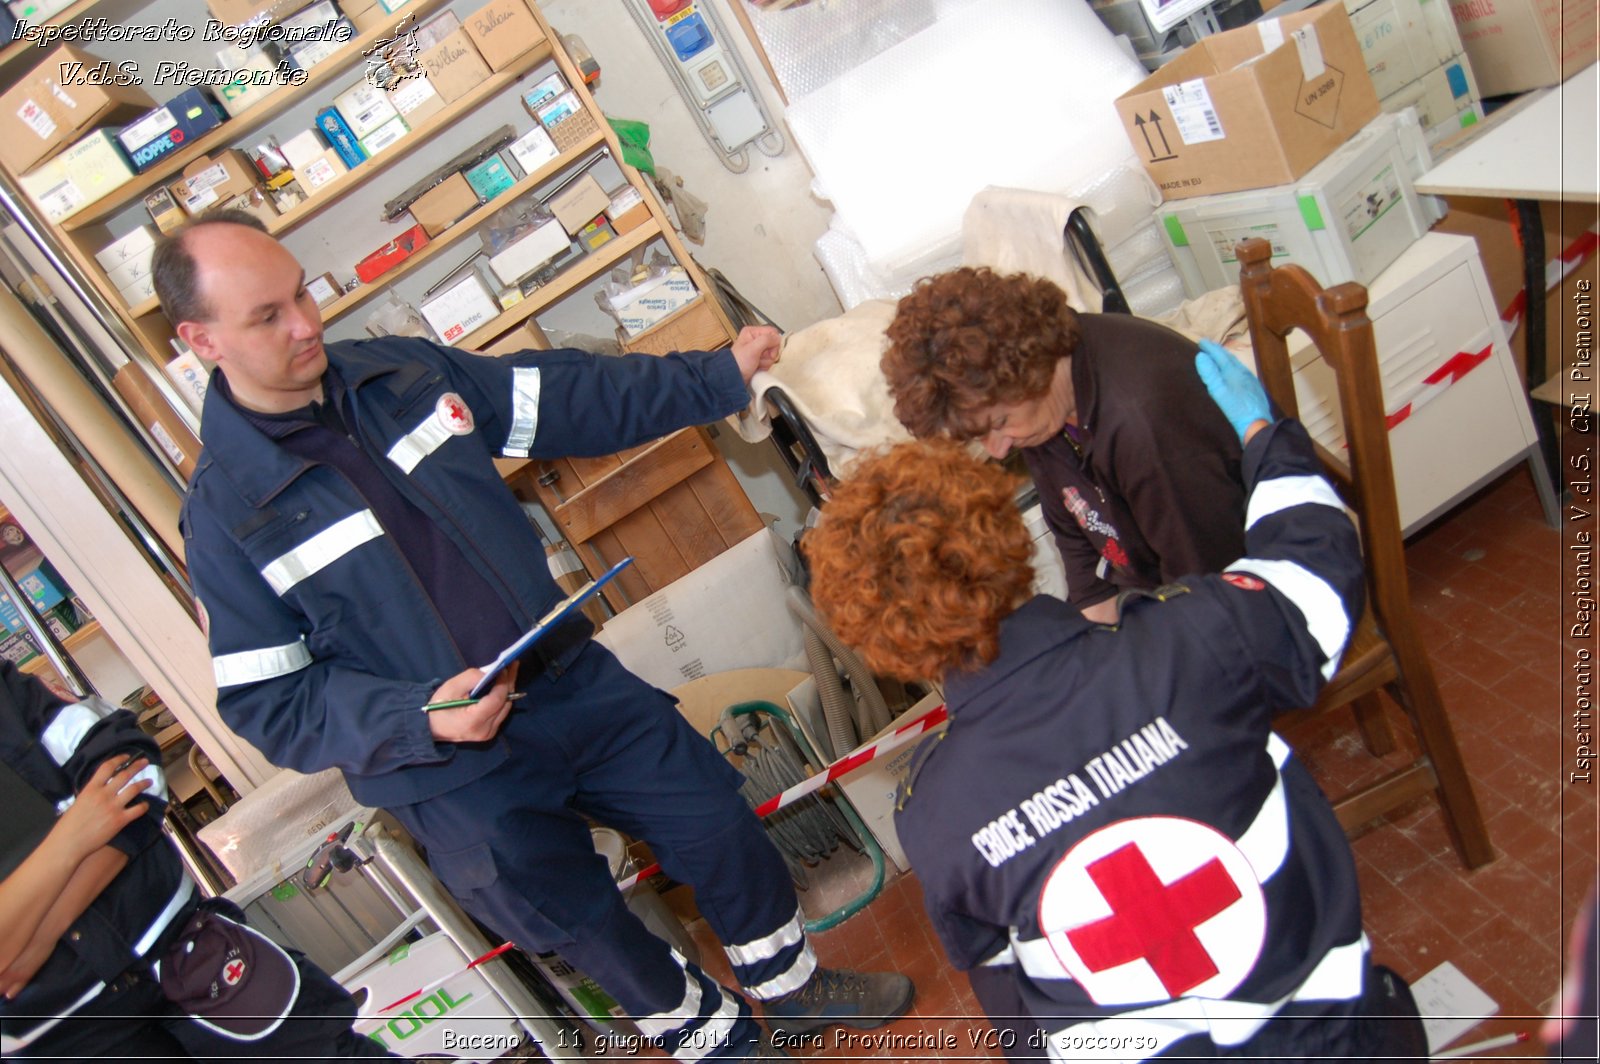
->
[897,420,1369,1059]
[181,337,748,808]
[0,664,190,1048]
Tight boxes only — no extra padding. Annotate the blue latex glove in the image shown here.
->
[1194,339,1271,441]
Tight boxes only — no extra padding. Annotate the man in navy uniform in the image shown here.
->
[0,661,390,1058]
[155,211,912,1060]
[806,342,1427,1060]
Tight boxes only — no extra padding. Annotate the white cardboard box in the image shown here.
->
[421,272,499,344]
[486,218,568,286]
[94,225,157,270]
[605,268,698,337]
[594,528,807,692]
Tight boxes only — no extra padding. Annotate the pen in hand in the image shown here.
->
[422,691,527,713]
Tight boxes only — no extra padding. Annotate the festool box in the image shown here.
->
[1379,58,1481,147]
[1159,109,1444,298]
[1343,0,1482,144]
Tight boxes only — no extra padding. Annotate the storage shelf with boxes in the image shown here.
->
[0,0,738,485]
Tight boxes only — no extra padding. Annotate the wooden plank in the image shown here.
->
[647,480,735,570]
[687,452,766,547]
[603,506,692,592]
[549,430,713,545]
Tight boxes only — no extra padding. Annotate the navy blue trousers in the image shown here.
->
[388,643,812,1060]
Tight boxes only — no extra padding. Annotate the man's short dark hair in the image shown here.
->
[151,209,270,326]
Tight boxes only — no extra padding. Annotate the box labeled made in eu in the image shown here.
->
[1160,109,1444,298]
[1115,4,1380,201]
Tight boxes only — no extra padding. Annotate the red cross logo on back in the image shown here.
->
[222,959,246,986]
[1039,816,1266,1005]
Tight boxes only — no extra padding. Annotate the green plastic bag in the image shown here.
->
[607,117,656,176]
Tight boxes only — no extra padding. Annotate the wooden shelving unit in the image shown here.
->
[18,620,103,677]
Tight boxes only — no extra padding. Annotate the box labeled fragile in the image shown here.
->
[1115,4,1380,200]
[1446,0,1596,97]
[1160,109,1444,298]
[606,269,698,337]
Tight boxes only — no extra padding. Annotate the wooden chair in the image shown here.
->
[1236,238,1494,869]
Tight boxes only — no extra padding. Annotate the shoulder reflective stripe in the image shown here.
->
[677,988,742,1063]
[504,366,541,458]
[40,695,118,766]
[637,966,703,1038]
[1012,932,1072,981]
[130,761,168,802]
[1245,475,1346,531]
[1042,934,1369,1060]
[213,640,313,687]
[742,940,817,1001]
[1224,558,1350,681]
[260,510,384,595]
[133,877,195,956]
[725,908,804,967]
[387,410,454,475]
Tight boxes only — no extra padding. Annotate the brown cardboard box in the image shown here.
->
[548,172,610,233]
[419,29,493,104]
[410,172,480,235]
[1114,5,1380,201]
[464,0,546,72]
[294,148,349,195]
[0,47,156,175]
[479,318,551,355]
[1447,0,1597,97]
[607,186,650,235]
[206,0,305,26]
[112,364,201,480]
[387,76,447,127]
[170,151,260,216]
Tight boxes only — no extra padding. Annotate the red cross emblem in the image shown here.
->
[435,393,475,435]
[222,958,247,986]
[1222,572,1266,592]
[1039,817,1265,1005]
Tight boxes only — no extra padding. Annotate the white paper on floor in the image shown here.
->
[1413,961,1501,1053]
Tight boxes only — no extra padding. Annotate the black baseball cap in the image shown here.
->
[159,910,300,1040]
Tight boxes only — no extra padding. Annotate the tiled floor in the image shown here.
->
[674,460,1594,1060]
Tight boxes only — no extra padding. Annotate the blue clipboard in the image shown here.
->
[468,557,634,698]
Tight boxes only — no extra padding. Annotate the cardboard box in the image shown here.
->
[508,125,558,177]
[464,153,514,201]
[534,89,583,131]
[1446,0,1596,96]
[280,129,328,170]
[578,216,615,252]
[355,224,429,283]
[521,72,567,115]
[487,217,568,285]
[359,115,409,156]
[304,272,344,308]
[606,267,699,337]
[386,76,446,127]
[315,108,368,169]
[170,150,259,215]
[548,172,609,233]
[464,0,546,72]
[419,30,492,104]
[107,251,154,292]
[295,147,348,193]
[119,273,157,305]
[213,47,285,118]
[163,350,212,415]
[410,172,480,236]
[144,186,186,232]
[334,82,401,139]
[118,88,226,173]
[19,130,136,222]
[0,631,39,666]
[348,3,389,31]
[218,187,279,226]
[205,0,302,26]
[421,270,500,343]
[414,10,462,51]
[1114,5,1380,201]
[111,362,201,479]
[0,46,155,175]
[95,225,157,270]
[607,186,649,234]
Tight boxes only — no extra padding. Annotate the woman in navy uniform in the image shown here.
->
[805,343,1428,1060]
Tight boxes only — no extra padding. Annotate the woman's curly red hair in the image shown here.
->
[805,439,1036,682]
[882,267,1081,439]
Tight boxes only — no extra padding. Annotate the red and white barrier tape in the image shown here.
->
[375,702,950,1013]
[1499,225,1599,337]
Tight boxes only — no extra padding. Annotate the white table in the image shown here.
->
[1414,63,1598,508]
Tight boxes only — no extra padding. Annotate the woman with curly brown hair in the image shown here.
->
[804,344,1428,1063]
[880,267,1247,624]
